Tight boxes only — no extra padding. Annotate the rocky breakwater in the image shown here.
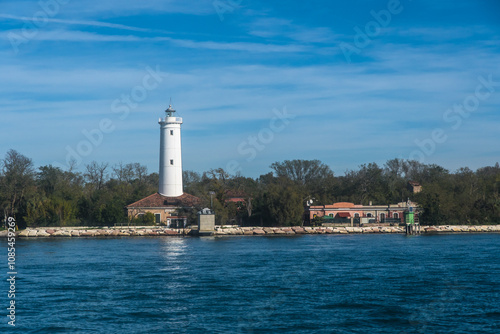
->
[214,225,500,235]
[0,227,190,238]
[423,225,500,233]
[214,225,406,235]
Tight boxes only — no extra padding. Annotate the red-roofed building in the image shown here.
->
[126,192,201,227]
[306,201,419,226]
[225,190,247,204]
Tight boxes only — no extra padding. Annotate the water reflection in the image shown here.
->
[159,238,188,274]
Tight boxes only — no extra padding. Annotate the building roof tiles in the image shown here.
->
[126,192,201,208]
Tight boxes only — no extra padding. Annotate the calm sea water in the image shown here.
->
[1,234,499,333]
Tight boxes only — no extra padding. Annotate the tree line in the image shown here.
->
[1,149,499,228]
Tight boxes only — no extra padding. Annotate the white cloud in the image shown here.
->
[394,26,493,41]
[0,0,215,18]
[1,29,309,53]
[0,14,160,33]
[247,17,341,44]
[74,0,216,16]
[170,38,307,53]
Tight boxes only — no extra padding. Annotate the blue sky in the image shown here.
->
[1,0,499,178]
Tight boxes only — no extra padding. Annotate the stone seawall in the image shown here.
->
[1,225,500,238]
[1,227,190,238]
[214,225,500,235]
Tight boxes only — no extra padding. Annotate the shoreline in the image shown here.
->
[1,225,500,238]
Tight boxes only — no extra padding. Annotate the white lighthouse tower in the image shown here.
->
[158,104,183,197]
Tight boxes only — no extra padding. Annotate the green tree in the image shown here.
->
[342,163,387,205]
[183,170,202,195]
[84,161,109,193]
[28,165,82,226]
[269,159,336,206]
[416,191,446,225]
[141,212,155,225]
[0,150,36,225]
[270,159,333,186]
[260,178,303,226]
[383,158,411,203]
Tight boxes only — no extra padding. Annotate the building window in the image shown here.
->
[329,213,334,217]
[155,213,161,224]
[170,130,174,135]
[367,213,372,218]
[170,159,174,165]
[380,213,386,222]
[354,213,360,218]
[393,213,399,219]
